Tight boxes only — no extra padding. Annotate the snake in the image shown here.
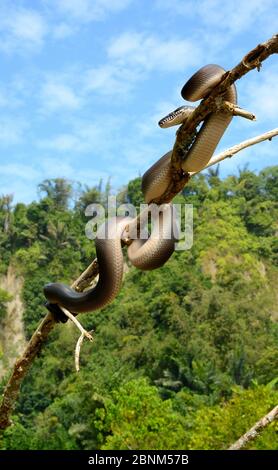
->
[44,64,237,317]
[44,206,177,315]
[142,64,237,202]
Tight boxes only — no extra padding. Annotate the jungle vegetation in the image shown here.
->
[0,166,277,450]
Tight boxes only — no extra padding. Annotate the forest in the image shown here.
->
[0,166,277,450]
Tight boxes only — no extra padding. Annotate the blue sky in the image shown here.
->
[0,0,277,203]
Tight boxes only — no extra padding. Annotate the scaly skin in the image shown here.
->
[44,64,237,315]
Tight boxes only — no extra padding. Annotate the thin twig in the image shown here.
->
[75,333,85,372]
[51,306,96,372]
[0,33,277,431]
[228,405,278,450]
[60,306,94,372]
[74,329,94,372]
[60,307,93,342]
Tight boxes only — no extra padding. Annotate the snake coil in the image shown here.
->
[44,64,237,318]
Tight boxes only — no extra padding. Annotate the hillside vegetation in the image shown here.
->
[0,166,277,450]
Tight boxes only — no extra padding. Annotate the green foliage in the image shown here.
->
[38,179,73,210]
[97,378,188,450]
[126,177,145,207]
[186,382,278,450]
[0,168,277,450]
[1,417,32,450]
[0,288,12,323]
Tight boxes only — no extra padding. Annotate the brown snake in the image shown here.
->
[44,64,237,316]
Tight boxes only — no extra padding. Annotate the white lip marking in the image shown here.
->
[158,105,195,128]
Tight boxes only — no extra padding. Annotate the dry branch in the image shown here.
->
[60,307,94,342]
[228,405,278,450]
[220,101,256,121]
[192,127,278,174]
[74,330,94,373]
[60,306,94,372]
[156,33,278,204]
[0,33,277,431]
[75,333,85,372]
[0,261,97,429]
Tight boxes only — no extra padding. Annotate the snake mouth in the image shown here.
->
[158,117,173,127]
[158,113,182,128]
[158,106,195,128]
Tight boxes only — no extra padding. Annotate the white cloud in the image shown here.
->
[37,118,122,153]
[8,9,46,43]
[40,80,81,113]
[0,91,8,107]
[0,6,47,53]
[0,163,40,180]
[34,31,203,109]
[108,32,202,72]
[39,155,108,182]
[83,32,203,100]
[0,117,28,145]
[52,22,75,39]
[121,141,162,169]
[0,1,133,53]
[0,179,37,202]
[242,68,278,122]
[0,77,29,110]
[53,0,132,22]
[155,0,277,35]
[39,133,80,152]
[84,64,137,97]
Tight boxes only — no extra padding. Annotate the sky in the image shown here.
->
[0,0,277,203]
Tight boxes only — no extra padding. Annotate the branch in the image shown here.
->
[228,405,278,450]
[219,101,256,121]
[60,307,93,342]
[191,127,278,174]
[75,333,85,372]
[153,33,278,203]
[59,306,94,372]
[0,261,98,430]
[0,33,277,431]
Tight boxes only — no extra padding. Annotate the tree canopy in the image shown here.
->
[0,167,277,450]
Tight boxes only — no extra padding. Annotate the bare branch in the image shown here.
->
[75,333,85,372]
[228,405,278,450]
[0,33,277,431]
[60,307,93,342]
[74,330,95,373]
[219,101,256,121]
[60,306,94,372]
[71,259,99,292]
[0,271,95,429]
[0,312,55,429]
[191,127,278,174]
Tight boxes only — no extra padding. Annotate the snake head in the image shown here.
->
[158,105,195,128]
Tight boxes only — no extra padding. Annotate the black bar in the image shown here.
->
[0,450,276,467]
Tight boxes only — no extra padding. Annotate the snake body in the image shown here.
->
[44,64,237,316]
[44,217,133,313]
[142,64,237,202]
[44,206,177,314]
